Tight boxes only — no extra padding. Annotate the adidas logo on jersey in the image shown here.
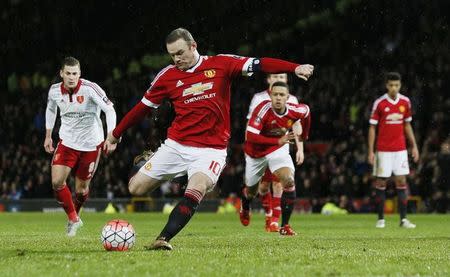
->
[176,80,184,87]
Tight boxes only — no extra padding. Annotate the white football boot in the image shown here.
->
[67,218,84,237]
[400,218,416,229]
[375,219,385,228]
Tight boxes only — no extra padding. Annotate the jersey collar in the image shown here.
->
[384,93,400,105]
[272,105,289,117]
[185,50,203,73]
[61,79,82,94]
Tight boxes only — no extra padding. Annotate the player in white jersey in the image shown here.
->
[246,73,298,232]
[44,57,117,236]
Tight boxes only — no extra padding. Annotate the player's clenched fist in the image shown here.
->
[295,64,314,81]
[278,132,296,145]
[44,137,54,153]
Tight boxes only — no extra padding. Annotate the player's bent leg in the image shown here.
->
[74,177,91,215]
[394,175,415,228]
[375,178,387,228]
[146,172,212,251]
[128,172,163,196]
[274,168,297,236]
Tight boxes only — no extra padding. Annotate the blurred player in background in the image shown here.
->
[241,81,311,235]
[44,57,117,236]
[368,72,419,229]
[105,28,314,250]
[246,73,299,232]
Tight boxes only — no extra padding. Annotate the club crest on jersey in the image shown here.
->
[287,119,293,127]
[182,82,214,96]
[399,105,405,113]
[76,96,84,104]
[204,70,216,78]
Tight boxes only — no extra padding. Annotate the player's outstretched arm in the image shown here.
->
[404,122,419,162]
[259,58,314,81]
[246,131,295,146]
[107,102,153,145]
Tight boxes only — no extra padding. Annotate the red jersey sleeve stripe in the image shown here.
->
[247,126,260,134]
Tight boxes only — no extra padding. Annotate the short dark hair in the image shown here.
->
[385,72,401,82]
[61,56,80,70]
[271,81,289,91]
[166,28,195,45]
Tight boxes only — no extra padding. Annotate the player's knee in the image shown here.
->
[280,175,295,189]
[395,181,407,190]
[51,179,65,190]
[375,179,387,190]
[128,181,143,196]
[258,182,270,195]
[75,180,89,193]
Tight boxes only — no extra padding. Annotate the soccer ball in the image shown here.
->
[101,219,136,251]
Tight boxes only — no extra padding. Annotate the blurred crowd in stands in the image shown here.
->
[1,0,448,213]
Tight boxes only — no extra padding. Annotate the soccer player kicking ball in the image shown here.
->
[246,73,299,232]
[240,81,311,236]
[105,28,314,250]
[368,72,419,229]
[44,57,117,236]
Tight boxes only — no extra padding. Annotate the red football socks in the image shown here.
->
[259,192,272,217]
[272,196,281,222]
[54,184,78,222]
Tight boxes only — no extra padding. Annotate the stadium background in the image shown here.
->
[1,0,448,213]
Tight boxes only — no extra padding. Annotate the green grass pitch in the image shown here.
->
[0,213,449,276]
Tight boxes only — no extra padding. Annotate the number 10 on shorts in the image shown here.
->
[209,161,221,176]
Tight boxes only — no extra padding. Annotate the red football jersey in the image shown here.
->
[142,53,256,149]
[369,93,412,151]
[245,100,310,158]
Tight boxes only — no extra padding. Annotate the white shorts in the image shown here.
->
[139,139,227,184]
[245,146,295,187]
[373,150,409,178]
